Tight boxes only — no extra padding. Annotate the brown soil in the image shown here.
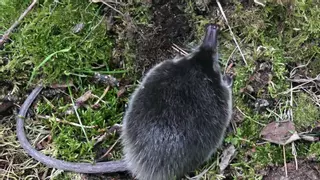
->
[134,0,193,75]
[263,160,320,180]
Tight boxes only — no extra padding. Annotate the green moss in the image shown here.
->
[309,57,320,77]
[36,85,124,162]
[0,0,31,32]
[309,142,320,161]
[1,0,116,84]
[293,93,319,131]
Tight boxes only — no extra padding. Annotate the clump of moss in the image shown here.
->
[293,93,319,131]
[309,142,320,161]
[1,0,116,85]
[0,0,31,32]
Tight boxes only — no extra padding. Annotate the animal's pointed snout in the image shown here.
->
[201,24,219,51]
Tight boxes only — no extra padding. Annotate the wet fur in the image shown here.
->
[122,46,232,180]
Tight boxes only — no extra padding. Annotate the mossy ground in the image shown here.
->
[0,0,319,179]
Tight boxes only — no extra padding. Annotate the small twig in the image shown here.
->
[79,14,106,46]
[280,76,319,95]
[68,86,89,143]
[266,108,284,121]
[172,43,188,56]
[98,137,120,160]
[236,106,266,126]
[92,0,124,16]
[94,86,110,106]
[289,83,299,170]
[283,145,288,177]
[0,0,38,47]
[216,0,247,66]
[289,53,315,77]
[94,124,122,145]
[224,38,246,72]
[292,142,298,170]
[38,115,97,129]
[287,74,320,83]
[186,158,218,180]
[90,94,107,104]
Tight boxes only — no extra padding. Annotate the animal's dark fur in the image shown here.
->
[122,24,232,180]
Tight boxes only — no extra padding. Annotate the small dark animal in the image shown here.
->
[16,24,233,180]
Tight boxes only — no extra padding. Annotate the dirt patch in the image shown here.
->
[240,60,275,112]
[263,160,320,180]
[84,172,134,180]
[134,0,193,75]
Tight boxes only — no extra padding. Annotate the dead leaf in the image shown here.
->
[75,90,92,107]
[260,121,301,145]
[117,87,126,97]
[219,145,236,173]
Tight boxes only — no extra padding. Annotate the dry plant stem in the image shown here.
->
[289,83,299,170]
[91,94,107,104]
[172,43,188,56]
[69,87,90,143]
[289,53,314,77]
[224,38,246,72]
[94,86,110,105]
[98,137,120,160]
[37,134,50,145]
[283,145,288,177]
[37,115,97,128]
[0,0,38,47]
[281,78,318,94]
[93,0,124,16]
[236,106,266,126]
[216,0,247,66]
[94,124,122,145]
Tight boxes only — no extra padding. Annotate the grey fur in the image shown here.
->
[121,24,233,180]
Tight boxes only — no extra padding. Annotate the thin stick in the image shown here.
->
[224,38,246,72]
[94,86,110,105]
[97,0,124,16]
[0,0,38,47]
[216,0,247,66]
[236,106,266,126]
[38,115,97,129]
[280,78,318,95]
[90,94,107,104]
[98,137,120,160]
[289,82,299,170]
[172,43,188,56]
[283,145,288,177]
[289,53,315,77]
[68,86,89,143]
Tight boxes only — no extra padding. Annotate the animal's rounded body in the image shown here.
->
[122,46,232,180]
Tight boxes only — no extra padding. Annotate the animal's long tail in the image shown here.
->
[16,85,128,173]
